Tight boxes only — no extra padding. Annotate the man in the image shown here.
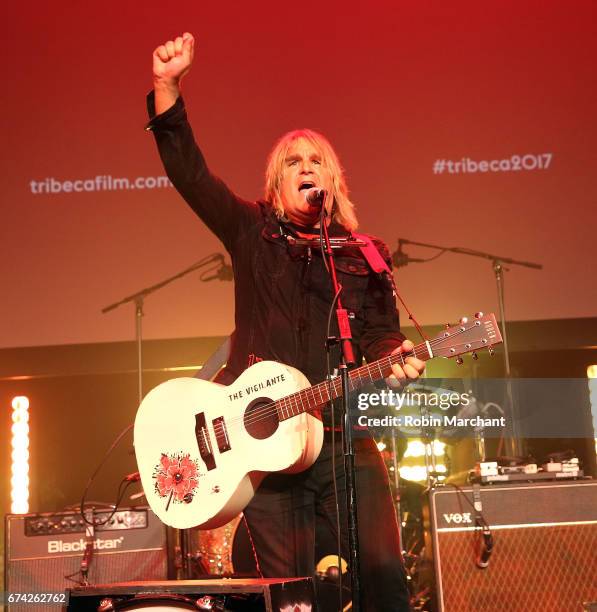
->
[148,32,425,611]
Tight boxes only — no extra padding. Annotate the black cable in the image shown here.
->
[442,483,494,569]
[442,483,490,529]
[79,422,134,526]
[65,477,137,586]
[320,199,349,609]
[325,285,345,612]
[418,249,447,264]
[319,200,331,274]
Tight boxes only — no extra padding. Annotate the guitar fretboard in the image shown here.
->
[274,342,432,422]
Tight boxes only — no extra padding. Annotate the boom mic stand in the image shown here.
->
[394,238,542,457]
[101,253,232,405]
[317,196,362,611]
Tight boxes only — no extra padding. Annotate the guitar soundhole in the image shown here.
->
[244,397,279,440]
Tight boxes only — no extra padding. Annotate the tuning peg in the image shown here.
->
[459,316,469,325]
[488,347,495,356]
[456,357,464,365]
[474,312,484,319]
[472,352,479,360]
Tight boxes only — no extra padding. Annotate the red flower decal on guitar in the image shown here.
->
[154,453,199,504]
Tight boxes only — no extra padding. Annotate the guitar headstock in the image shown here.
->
[430,312,503,361]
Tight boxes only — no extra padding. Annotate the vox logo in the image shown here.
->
[443,512,473,524]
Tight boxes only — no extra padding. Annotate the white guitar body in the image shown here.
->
[135,313,502,530]
[134,361,324,530]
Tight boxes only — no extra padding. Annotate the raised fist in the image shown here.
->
[153,32,195,84]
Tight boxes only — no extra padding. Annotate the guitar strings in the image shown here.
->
[226,327,486,432]
[215,324,489,434]
[237,326,484,430]
[220,350,411,432]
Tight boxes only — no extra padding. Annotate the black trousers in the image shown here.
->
[243,434,411,612]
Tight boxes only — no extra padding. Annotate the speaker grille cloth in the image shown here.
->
[438,524,597,611]
[7,550,167,612]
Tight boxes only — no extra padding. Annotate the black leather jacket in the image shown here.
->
[147,94,405,390]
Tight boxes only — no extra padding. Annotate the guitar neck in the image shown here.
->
[273,313,502,422]
[275,341,432,422]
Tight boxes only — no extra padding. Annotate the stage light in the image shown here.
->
[12,396,29,411]
[11,500,29,514]
[399,465,428,482]
[404,440,426,457]
[588,366,597,454]
[399,438,448,482]
[12,408,29,423]
[11,448,30,463]
[403,439,445,457]
[11,423,29,438]
[432,440,446,455]
[11,395,30,514]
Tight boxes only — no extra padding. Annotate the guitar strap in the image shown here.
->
[194,336,231,381]
[352,232,400,297]
[193,234,394,380]
[353,232,428,340]
[352,232,393,276]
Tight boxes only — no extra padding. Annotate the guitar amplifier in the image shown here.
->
[4,507,171,611]
[424,480,597,611]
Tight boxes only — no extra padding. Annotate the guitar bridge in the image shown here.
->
[212,416,231,453]
[195,412,216,471]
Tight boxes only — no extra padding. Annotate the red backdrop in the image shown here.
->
[3,0,596,348]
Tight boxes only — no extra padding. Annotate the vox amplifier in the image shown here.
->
[424,480,597,611]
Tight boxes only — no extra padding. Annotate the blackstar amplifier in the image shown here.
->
[424,480,597,611]
[5,507,170,611]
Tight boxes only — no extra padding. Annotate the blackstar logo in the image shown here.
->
[47,536,124,553]
[442,512,473,525]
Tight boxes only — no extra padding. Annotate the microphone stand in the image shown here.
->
[319,201,362,611]
[396,238,542,457]
[101,253,230,406]
[390,430,404,554]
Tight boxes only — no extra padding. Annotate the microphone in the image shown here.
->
[216,263,234,281]
[476,522,494,568]
[304,187,326,208]
[392,240,426,268]
[200,256,234,282]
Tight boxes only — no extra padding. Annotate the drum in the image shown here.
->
[314,533,352,611]
[100,593,210,610]
[193,513,258,577]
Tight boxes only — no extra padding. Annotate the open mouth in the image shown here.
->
[298,181,315,192]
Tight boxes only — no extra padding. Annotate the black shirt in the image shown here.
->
[146,94,405,392]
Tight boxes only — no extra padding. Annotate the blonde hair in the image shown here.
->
[264,129,358,231]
